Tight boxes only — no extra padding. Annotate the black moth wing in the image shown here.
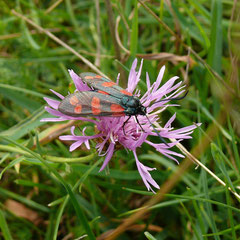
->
[80,72,132,98]
[58,91,125,117]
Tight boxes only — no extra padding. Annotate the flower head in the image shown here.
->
[42,59,200,192]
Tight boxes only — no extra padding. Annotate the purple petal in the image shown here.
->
[161,149,184,158]
[146,140,176,149]
[153,65,165,92]
[99,142,115,172]
[136,59,143,84]
[166,82,183,95]
[151,76,179,101]
[131,132,148,149]
[145,140,184,164]
[45,107,65,117]
[164,113,176,128]
[116,73,120,85]
[166,134,193,139]
[71,126,76,135]
[127,59,143,93]
[160,130,193,139]
[160,152,180,163]
[40,118,67,122]
[68,69,91,91]
[59,135,82,141]
[59,133,103,141]
[50,89,64,99]
[83,130,94,150]
[97,136,109,155]
[133,150,159,192]
[169,124,199,134]
[146,72,151,90]
[127,59,138,90]
[44,97,60,109]
[84,140,90,149]
[70,141,84,151]
[63,133,103,152]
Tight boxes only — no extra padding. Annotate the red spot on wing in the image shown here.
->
[91,97,100,108]
[91,97,101,115]
[98,90,109,95]
[74,104,82,114]
[120,89,132,96]
[84,76,95,79]
[110,104,125,113]
[95,75,103,79]
[70,95,79,105]
[102,81,116,87]
[84,75,103,80]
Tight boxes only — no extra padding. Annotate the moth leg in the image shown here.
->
[135,115,146,133]
[122,116,131,135]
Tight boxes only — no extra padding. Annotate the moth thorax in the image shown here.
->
[126,97,140,108]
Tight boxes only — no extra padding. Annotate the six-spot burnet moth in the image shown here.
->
[58,72,187,143]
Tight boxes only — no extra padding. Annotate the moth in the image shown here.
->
[58,72,187,141]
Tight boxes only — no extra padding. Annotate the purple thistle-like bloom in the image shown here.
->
[42,59,200,192]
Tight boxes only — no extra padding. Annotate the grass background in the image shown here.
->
[0,0,240,239]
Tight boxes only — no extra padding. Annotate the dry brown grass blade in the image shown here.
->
[0,28,67,41]
[115,16,195,68]
[98,223,162,240]
[45,0,64,14]
[5,199,42,225]
[136,52,195,67]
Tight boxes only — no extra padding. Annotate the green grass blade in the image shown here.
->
[144,231,157,240]
[0,156,24,180]
[0,209,13,240]
[228,117,240,171]
[0,84,47,98]
[0,107,49,140]
[225,186,237,239]
[207,0,223,73]
[0,187,50,213]
[130,0,138,56]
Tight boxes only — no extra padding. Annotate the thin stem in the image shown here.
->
[11,10,107,78]
[0,144,95,163]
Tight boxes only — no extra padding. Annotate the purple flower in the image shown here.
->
[42,59,200,192]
